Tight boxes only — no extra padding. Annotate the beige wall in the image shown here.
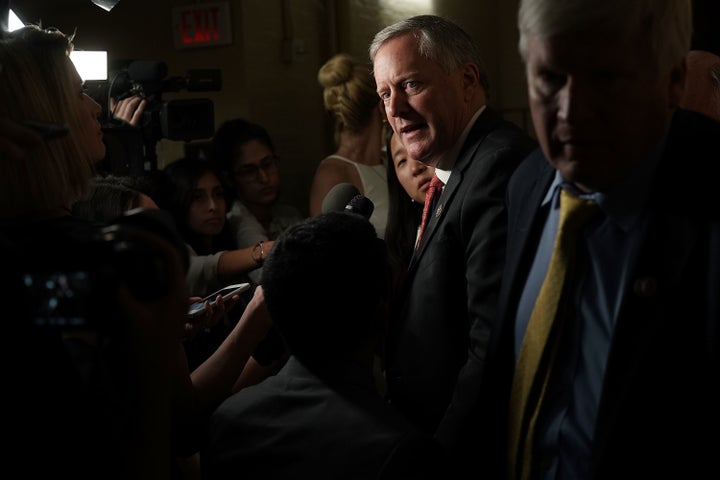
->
[13,0,529,216]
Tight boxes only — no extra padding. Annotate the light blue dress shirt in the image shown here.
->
[513,147,660,478]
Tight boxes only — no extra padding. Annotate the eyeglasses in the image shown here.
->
[234,156,279,182]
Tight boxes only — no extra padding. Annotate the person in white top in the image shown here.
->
[311,53,390,238]
[211,118,304,286]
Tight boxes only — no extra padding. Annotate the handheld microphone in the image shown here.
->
[345,194,374,220]
[321,183,361,214]
[320,183,374,221]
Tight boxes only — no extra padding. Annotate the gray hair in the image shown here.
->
[369,14,491,97]
[518,0,692,74]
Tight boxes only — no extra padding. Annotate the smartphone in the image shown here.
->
[187,283,250,317]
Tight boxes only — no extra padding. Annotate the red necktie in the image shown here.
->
[416,175,444,249]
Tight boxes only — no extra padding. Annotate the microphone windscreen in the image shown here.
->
[345,194,374,220]
[321,183,360,214]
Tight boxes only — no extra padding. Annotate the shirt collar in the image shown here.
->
[541,136,665,233]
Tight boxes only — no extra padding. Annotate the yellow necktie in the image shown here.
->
[508,188,600,480]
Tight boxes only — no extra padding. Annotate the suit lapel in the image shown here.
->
[503,154,555,303]
[409,109,504,267]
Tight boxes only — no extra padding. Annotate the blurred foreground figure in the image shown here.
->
[475,1,720,479]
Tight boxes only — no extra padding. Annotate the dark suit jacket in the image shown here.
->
[385,107,537,450]
[202,357,449,479]
[476,109,720,478]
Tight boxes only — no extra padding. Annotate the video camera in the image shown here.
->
[111,60,221,141]
[101,60,222,174]
[19,208,190,333]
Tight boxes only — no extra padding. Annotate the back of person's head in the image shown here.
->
[96,173,160,199]
[318,53,380,140]
[369,15,490,96]
[211,117,276,174]
[0,25,94,219]
[261,212,389,371]
[71,182,145,225]
[517,0,692,75]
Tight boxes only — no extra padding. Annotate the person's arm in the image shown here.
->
[188,286,273,413]
[308,158,360,216]
[215,241,274,283]
[184,242,273,296]
[231,356,278,392]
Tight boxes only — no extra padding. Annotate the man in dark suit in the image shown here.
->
[370,14,537,463]
[475,0,720,479]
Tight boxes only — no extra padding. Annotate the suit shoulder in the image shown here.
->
[509,147,550,192]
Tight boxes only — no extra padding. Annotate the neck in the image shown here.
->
[335,112,384,166]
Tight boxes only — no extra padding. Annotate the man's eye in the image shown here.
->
[538,70,564,87]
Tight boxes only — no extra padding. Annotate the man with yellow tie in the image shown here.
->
[473,0,720,479]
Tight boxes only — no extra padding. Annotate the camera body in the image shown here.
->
[18,208,188,333]
[100,60,222,174]
[111,60,220,142]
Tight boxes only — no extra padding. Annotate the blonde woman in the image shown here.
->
[311,52,389,238]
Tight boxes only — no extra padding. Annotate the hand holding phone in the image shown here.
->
[187,283,250,317]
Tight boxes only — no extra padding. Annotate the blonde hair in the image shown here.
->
[0,25,94,219]
[318,53,379,145]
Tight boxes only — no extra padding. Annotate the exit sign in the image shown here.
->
[172,2,233,49]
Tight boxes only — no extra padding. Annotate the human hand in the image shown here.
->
[242,285,272,332]
[182,293,242,340]
[110,95,148,127]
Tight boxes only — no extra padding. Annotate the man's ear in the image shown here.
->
[461,62,481,101]
[668,56,687,109]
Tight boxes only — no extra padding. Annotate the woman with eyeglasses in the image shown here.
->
[211,118,304,286]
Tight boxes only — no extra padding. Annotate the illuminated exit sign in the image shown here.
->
[172,2,233,49]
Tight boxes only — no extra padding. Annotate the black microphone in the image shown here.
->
[321,183,360,214]
[320,183,374,221]
[345,194,374,220]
